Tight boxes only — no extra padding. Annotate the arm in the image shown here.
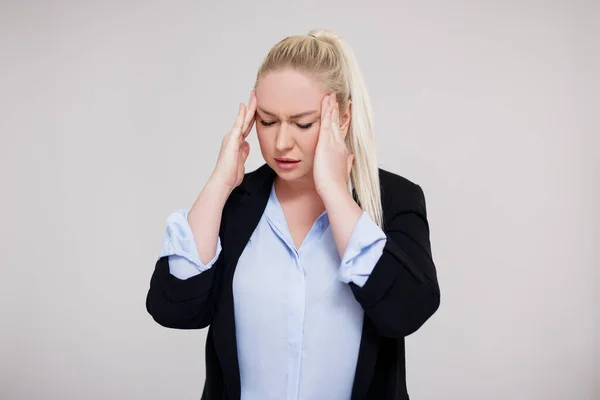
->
[187,180,231,265]
[146,181,231,330]
[325,183,440,338]
[146,94,257,330]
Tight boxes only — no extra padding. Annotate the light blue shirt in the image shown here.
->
[160,183,387,400]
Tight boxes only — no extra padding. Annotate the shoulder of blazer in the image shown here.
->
[378,168,428,224]
[220,163,276,224]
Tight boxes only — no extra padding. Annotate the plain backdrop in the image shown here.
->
[1,1,598,399]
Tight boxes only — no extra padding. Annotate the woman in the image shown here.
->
[146,29,440,400]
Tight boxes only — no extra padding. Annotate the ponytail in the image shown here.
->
[307,29,384,228]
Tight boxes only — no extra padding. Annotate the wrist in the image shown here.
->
[204,178,234,203]
[319,183,351,206]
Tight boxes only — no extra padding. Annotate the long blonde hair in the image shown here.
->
[254,29,383,228]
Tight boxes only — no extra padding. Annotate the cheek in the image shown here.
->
[255,127,269,148]
[299,127,320,155]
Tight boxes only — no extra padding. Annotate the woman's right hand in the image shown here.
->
[209,91,257,191]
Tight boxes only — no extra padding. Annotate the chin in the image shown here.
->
[269,161,310,182]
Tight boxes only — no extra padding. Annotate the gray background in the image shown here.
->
[1,1,598,399]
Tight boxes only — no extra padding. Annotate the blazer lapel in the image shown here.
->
[212,164,276,399]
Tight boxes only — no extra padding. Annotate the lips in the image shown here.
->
[275,158,300,163]
[274,158,301,170]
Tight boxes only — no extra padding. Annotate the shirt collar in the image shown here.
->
[265,183,330,235]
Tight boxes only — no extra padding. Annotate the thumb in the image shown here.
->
[241,141,250,162]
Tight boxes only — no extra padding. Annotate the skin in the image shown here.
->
[252,68,364,256]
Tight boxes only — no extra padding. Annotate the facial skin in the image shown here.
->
[254,68,351,187]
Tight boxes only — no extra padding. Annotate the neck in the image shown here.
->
[274,175,323,206]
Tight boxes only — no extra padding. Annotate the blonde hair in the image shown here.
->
[255,29,384,228]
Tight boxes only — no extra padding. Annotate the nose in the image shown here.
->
[274,123,295,153]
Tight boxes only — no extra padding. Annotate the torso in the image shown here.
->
[232,180,365,400]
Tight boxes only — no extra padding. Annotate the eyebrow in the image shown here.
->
[257,108,319,119]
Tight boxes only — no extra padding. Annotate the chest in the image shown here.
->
[231,212,364,337]
[233,213,340,300]
[279,200,325,250]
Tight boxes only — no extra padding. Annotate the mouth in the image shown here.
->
[274,157,301,170]
[275,158,300,163]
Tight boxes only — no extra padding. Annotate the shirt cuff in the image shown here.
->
[338,211,387,287]
[159,209,222,280]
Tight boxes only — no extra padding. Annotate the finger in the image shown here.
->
[320,96,331,139]
[327,97,337,143]
[332,95,343,140]
[242,117,256,140]
[242,93,257,139]
[232,103,246,136]
[242,91,256,136]
[237,158,244,183]
[320,94,329,122]
[331,101,343,142]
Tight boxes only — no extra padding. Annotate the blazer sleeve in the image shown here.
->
[146,256,219,329]
[350,182,440,338]
[146,208,231,330]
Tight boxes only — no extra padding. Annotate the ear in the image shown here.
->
[339,100,352,138]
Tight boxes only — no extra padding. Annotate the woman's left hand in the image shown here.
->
[313,94,354,199]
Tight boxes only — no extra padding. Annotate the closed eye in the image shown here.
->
[297,123,313,130]
[259,120,314,130]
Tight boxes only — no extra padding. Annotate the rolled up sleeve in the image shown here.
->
[159,209,222,280]
[338,211,387,287]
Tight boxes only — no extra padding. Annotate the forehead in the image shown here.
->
[255,69,326,116]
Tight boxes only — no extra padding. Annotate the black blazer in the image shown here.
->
[146,164,440,400]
